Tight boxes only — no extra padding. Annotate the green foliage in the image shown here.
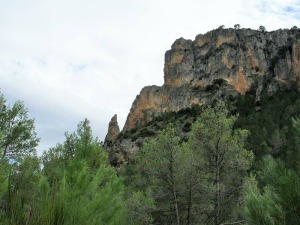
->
[0,158,10,222]
[188,101,253,224]
[139,128,155,137]
[128,104,202,143]
[3,82,300,224]
[127,102,253,225]
[244,176,285,225]
[0,159,9,196]
[136,124,187,225]
[124,189,155,225]
[38,119,127,225]
[182,122,192,132]
[235,85,300,166]
[1,118,127,225]
[45,161,126,225]
[0,92,39,160]
[0,92,40,224]
[3,156,41,225]
[244,156,300,225]
[291,116,300,173]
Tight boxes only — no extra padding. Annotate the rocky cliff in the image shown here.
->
[105,27,300,166]
[104,114,120,147]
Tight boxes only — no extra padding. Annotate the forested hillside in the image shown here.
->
[1,88,300,224]
[1,27,300,225]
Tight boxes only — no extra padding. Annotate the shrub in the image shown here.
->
[140,128,155,137]
[182,122,192,132]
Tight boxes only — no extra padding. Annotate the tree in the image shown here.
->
[0,158,10,221]
[291,26,298,30]
[187,102,253,225]
[0,92,39,160]
[291,116,300,173]
[124,189,155,225]
[244,155,300,225]
[259,25,266,32]
[136,124,189,225]
[3,156,41,225]
[243,175,285,225]
[40,118,127,225]
[234,24,241,29]
[0,92,40,224]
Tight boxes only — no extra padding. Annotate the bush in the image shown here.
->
[140,128,156,137]
[213,78,226,86]
[278,45,292,58]
[205,84,215,92]
[130,128,138,134]
[131,135,138,142]
[182,122,192,132]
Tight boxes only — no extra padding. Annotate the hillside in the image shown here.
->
[104,27,300,166]
[1,26,300,225]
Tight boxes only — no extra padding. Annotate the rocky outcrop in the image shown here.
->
[105,27,300,166]
[104,114,120,147]
[123,85,203,131]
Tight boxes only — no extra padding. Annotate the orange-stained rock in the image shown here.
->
[226,67,250,94]
[216,34,236,48]
[123,85,202,131]
[292,42,300,83]
[105,27,300,166]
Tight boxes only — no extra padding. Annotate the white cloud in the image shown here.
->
[0,0,299,155]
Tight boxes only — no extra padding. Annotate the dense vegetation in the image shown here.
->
[1,86,300,224]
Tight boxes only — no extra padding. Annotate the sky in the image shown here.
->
[0,0,300,155]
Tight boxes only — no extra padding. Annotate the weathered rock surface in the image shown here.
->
[104,114,120,147]
[104,27,300,166]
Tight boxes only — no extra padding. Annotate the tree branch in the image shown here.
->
[220,220,246,225]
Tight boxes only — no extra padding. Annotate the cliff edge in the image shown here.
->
[105,27,300,166]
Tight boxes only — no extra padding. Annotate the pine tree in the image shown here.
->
[40,119,127,225]
[136,124,188,225]
[187,102,253,224]
[244,155,300,225]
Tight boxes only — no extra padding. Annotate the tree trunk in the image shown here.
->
[214,140,221,225]
[169,148,180,225]
[173,185,180,225]
[216,157,220,225]
[186,178,192,225]
[2,145,8,159]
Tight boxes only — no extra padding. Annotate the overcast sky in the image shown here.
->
[1,0,300,155]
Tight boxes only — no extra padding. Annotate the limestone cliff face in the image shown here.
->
[105,27,300,166]
[123,85,202,131]
[123,28,300,131]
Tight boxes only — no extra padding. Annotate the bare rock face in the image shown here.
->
[104,114,120,147]
[105,27,300,166]
[123,85,202,131]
